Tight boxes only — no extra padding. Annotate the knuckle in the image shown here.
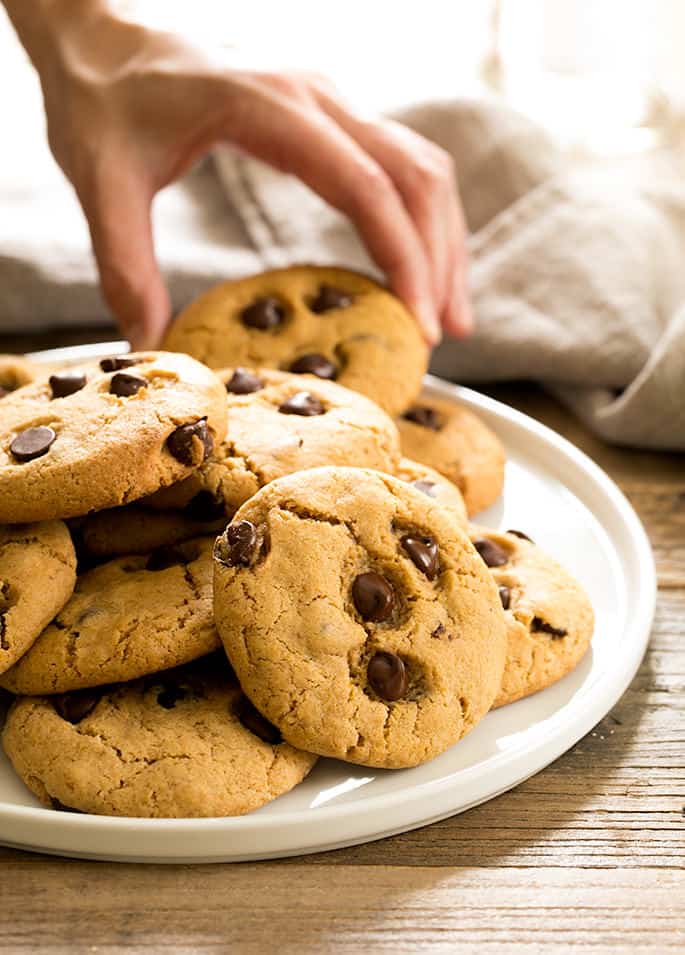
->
[262,71,309,102]
[348,164,394,212]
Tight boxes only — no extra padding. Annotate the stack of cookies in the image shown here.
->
[0,267,594,818]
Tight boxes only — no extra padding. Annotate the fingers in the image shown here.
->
[311,89,473,337]
[78,161,170,349]
[226,74,441,344]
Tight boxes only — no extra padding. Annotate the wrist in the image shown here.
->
[3,0,121,79]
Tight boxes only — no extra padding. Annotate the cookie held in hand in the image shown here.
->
[162,266,428,416]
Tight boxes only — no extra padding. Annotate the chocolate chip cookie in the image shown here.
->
[162,266,428,416]
[2,654,317,817]
[0,354,41,396]
[0,521,76,675]
[0,537,220,694]
[146,367,400,517]
[397,396,505,516]
[393,457,468,530]
[213,466,507,768]
[0,352,228,523]
[469,527,594,707]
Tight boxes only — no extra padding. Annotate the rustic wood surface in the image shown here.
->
[0,332,683,954]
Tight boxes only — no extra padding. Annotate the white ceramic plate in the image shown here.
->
[0,343,655,863]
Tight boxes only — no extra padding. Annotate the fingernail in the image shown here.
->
[415,301,442,348]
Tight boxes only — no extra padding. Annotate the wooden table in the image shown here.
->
[1,332,683,954]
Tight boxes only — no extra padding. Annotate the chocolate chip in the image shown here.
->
[507,529,534,543]
[473,538,509,568]
[278,391,325,416]
[100,356,139,372]
[0,613,7,651]
[156,684,187,709]
[310,285,353,313]
[166,418,213,466]
[146,545,191,571]
[289,354,337,380]
[499,585,511,610]
[431,622,445,639]
[215,520,258,567]
[532,617,567,638]
[411,479,437,497]
[53,689,101,724]
[49,372,87,399]
[401,405,444,431]
[225,368,263,395]
[184,490,225,522]
[236,696,282,744]
[352,572,395,622]
[401,534,439,579]
[10,426,56,462]
[367,651,407,702]
[0,386,8,398]
[241,297,285,330]
[109,372,147,397]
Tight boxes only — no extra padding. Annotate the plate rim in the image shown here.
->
[0,345,656,860]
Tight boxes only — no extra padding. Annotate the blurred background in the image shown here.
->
[2,0,685,186]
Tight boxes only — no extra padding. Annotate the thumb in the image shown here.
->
[80,165,170,349]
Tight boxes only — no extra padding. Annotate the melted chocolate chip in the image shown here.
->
[499,585,511,610]
[236,696,282,744]
[310,285,353,313]
[156,684,187,709]
[532,617,567,638]
[473,538,509,568]
[0,613,7,651]
[289,353,337,380]
[241,297,285,330]
[225,368,264,395]
[49,372,86,399]
[507,529,534,543]
[109,372,147,397]
[166,418,213,466]
[53,689,101,724]
[367,651,407,702]
[352,572,395,622]
[411,479,437,498]
[10,426,56,462]
[184,490,225,522]
[100,356,139,372]
[278,391,325,416]
[401,534,439,579]
[146,546,191,572]
[215,520,258,567]
[401,405,443,431]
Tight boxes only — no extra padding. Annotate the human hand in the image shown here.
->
[5,1,472,348]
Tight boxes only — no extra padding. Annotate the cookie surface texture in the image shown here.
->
[398,397,505,516]
[147,367,400,516]
[0,537,220,694]
[162,266,428,416]
[0,352,228,522]
[469,526,595,707]
[0,521,76,675]
[213,467,507,768]
[2,655,317,817]
[393,457,468,529]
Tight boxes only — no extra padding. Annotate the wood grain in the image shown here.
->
[0,344,682,952]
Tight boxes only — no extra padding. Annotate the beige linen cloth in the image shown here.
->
[1,98,684,449]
